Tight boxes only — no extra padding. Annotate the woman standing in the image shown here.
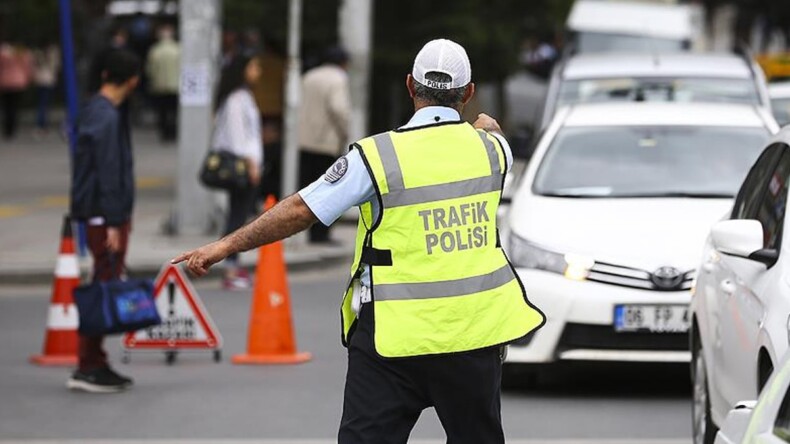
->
[211,55,263,290]
[0,41,33,140]
[32,42,60,135]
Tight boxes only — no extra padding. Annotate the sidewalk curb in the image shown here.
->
[0,247,353,285]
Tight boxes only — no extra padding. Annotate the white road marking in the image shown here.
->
[0,439,689,444]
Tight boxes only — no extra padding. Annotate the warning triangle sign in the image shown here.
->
[123,265,222,350]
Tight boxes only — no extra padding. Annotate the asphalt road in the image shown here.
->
[0,264,692,443]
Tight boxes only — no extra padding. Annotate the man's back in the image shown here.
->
[298,64,350,156]
[146,39,180,94]
[71,96,134,225]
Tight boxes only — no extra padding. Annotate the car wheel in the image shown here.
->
[692,336,718,444]
[502,363,538,390]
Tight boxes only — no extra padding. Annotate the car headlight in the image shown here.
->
[508,234,594,281]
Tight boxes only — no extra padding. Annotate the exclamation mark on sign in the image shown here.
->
[168,281,176,317]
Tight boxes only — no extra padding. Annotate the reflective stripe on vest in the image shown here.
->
[374,132,502,208]
[375,263,514,301]
[341,123,546,357]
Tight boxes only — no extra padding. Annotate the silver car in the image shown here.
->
[540,52,772,130]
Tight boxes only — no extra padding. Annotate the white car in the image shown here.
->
[769,82,790,127]
[503,102,777,385]
[692,126,790,444]
[540,52,771,130]
[566,0,704,54]
[714,353,790,444]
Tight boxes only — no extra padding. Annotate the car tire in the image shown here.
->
[692,334,718,444]
[502,363,538,390]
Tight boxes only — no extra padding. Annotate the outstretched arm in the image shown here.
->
[172,194,318,277]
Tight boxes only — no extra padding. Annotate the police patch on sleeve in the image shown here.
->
[324,156,349,184]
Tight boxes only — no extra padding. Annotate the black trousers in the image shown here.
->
[224,186,256,264]
[1,91,21,139]
[339,304,505,444]
[261,141,282,200]
[153,93,178,141]
[299,150,337,242]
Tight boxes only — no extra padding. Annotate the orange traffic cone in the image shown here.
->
[232,196,312,365]
[30,215,80,366]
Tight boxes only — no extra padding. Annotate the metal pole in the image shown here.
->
[175,0,221,235]
[339,0,373,143]
[58,0,79,156]
[58,0,87,255]
[281,0,303,198]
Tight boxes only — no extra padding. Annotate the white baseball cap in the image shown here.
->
[411,39,472,90]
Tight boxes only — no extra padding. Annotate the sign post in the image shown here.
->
[281,0,303,198]
[175,0,221,235]
[339,0,373,143]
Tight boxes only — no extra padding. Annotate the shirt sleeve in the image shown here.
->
[489,132,513,173]
[298,149,375,226]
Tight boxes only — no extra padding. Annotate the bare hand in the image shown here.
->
[473,113,503,135]
[106,227,122,252]
[171,240,231,277]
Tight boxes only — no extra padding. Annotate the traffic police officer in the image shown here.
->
[174,39,545,444]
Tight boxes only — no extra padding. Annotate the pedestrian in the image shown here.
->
[31,41,60,136]
[0,41,32,139]
[733,0,760,51]
[221,31,239,69]
[297,46,351,244]
[146,24,180,142]
[88,26,129,94]
[211,55,263,290]
[174,39,545,443]
[68,49,141,393]
[253,39,286,200]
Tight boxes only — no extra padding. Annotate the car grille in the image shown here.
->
[558,323,689,352]
[587,261,694,291]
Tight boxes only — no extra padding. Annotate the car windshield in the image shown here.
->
[558,78,760,107]
[772,97,790,126]
[575,32,686,53]
[533,126,770,198]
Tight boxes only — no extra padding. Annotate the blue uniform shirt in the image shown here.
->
[298,106,513,294]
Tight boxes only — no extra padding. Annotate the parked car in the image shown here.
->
[769,82,790,127]
[503,102,777,386]
[713,353,790,444]
[691,126,790,444]
[540,52,771,130]
[566,0,704,54]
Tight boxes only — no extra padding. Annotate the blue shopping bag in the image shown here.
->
[74,278,160,336]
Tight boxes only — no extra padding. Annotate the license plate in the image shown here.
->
[614,304,690,333]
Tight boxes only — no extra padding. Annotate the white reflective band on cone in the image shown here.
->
[55,254,79,278]
[47,304,79,330]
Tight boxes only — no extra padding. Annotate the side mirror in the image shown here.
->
[711,220,778,267]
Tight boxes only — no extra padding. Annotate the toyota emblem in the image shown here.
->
[651,266,683,290]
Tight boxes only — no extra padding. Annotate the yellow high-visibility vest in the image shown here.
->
[340,121,545,358]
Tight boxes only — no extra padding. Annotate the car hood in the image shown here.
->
[508,195,732,272]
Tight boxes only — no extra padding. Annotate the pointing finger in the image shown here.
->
[171,252,191,264]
